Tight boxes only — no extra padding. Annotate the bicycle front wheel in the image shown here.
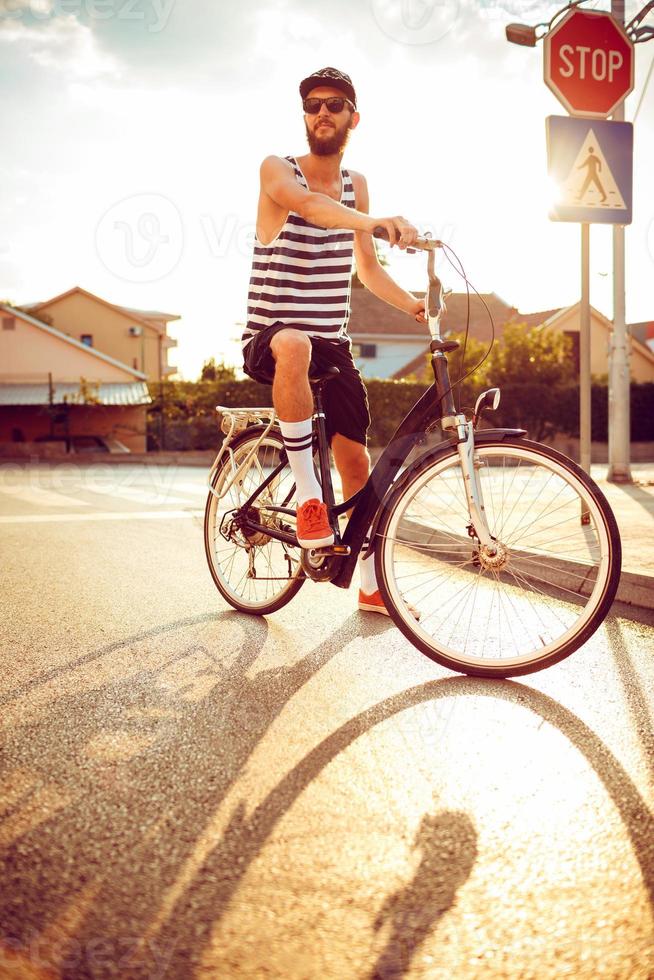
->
[204,426,304,614]
[375,438,621,678]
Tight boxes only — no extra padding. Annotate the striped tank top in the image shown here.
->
[242,155,356,350]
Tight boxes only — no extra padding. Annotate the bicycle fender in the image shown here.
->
[470,427,527,442]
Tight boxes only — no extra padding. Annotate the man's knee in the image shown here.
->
[333,435,370,480]
[270,329,311,367]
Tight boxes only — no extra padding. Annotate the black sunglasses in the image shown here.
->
[302,96,354,114]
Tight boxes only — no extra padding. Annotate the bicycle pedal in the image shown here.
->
[310,544,351,556]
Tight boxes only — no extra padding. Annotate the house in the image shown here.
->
[20,286,180,382]
[535,304,654,383]
[628,320,654,354]
[0,304,152,454]
[348,285,518,379]
[362,284,654,384]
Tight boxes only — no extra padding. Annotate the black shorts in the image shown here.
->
[243,324,371,447]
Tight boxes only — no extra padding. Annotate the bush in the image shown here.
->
[146,378,654,450]
[632,383,654,442]
[147,379,275,451]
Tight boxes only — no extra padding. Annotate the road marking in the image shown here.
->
[0,486,92,507]
[86,487,192,505]
[0,510,204,525]
[165,481,209,495]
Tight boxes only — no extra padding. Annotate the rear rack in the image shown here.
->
[206,405,277,501]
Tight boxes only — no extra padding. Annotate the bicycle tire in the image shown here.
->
[374,438,621,678]
[204,426,305,615]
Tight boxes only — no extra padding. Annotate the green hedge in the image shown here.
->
[147,379,654,450]
[491,382,654,442]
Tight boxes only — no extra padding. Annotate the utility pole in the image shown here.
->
[580,228,591,442]
[580,223,592,521]
[608,0,632,483]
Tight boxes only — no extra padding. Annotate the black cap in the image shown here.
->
[299,67,357,109]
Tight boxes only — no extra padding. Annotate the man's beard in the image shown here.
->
[305,117,352,156]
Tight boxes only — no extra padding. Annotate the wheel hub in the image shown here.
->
[235,505,273,546]
[478,540,508,571]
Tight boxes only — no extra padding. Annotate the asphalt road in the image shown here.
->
[1,462,653,979]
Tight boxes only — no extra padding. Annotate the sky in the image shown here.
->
[1,0,653,380]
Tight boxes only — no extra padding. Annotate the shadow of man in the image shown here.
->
[0,609,392,979]
[370,809,477,980]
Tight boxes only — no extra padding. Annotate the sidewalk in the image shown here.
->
[590,464,654,608]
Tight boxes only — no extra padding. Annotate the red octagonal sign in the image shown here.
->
[544,9,634,118]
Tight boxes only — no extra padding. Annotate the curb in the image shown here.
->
[402,517,653,613]
[614,570,654,610]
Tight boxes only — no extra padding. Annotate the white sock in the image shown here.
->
[359,550,378,595]
[279,418,322,505]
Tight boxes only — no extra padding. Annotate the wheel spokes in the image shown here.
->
[207,437,301,608]
[382,446,613,667]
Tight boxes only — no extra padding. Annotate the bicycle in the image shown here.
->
[204,230,621,678]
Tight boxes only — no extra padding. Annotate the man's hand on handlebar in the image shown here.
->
[369,216,419,250]
[410,298,427,324]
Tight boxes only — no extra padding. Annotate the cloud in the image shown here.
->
[0,7,121,79]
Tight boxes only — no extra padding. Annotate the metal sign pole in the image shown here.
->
[608,0,632,483]
[580,222,591,523]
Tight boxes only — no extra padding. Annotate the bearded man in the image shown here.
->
[242,67,426,614]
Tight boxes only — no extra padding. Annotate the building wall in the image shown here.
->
[1,314,134,383]
[547,308,654,383]
[625,338,652,384]
[29,293,166,381]
[0,405,147,452]
[351,339,427,379]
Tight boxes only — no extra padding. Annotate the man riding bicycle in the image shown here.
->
[242,67,426,615]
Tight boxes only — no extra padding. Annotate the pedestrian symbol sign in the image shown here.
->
[546,115,632,224]
[562,129,626,209]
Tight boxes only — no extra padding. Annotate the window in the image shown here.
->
[2,317,15,330]
[80,334,93,347]
[351,343,377,358]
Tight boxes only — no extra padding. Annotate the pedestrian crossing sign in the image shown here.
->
[546,115,633,224]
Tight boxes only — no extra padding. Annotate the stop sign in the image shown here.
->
[544,9,634,118]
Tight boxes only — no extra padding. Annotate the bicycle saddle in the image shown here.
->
[309,366,340,385]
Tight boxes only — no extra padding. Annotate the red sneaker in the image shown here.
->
[358,589,420,620]
[358,589,390,616]
[296,498,334,549]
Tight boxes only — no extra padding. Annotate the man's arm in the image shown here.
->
[351,171,427,324]
[260,156,418,247]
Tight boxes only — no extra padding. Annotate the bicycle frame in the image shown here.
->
[230,236,526,590]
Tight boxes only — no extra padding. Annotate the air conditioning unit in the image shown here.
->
[128,326,143,337]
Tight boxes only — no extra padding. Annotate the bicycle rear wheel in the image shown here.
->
[375,438,621,677]
[204,426,304,614]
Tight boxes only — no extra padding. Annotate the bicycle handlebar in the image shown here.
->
[372,225,442,252]
[371,226,445,321]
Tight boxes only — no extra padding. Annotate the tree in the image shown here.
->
[62,377,101,405]
[404,331,492,391]
[486,322,575,387]
[199,357,236,382]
